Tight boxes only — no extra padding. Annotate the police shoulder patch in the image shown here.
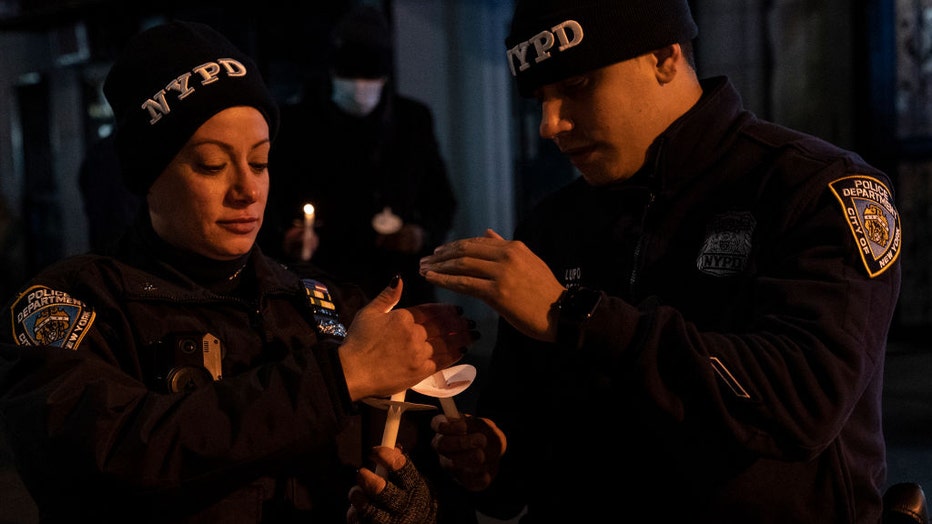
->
[10,285,96,349]
[828,175,901,278]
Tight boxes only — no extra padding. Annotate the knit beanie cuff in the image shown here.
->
[505,0,698,97]
[103,21,280,195]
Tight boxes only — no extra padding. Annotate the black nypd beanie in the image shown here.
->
[505,0,699,97]
[103,20,280,195]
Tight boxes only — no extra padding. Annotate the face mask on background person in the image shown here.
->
[331,76,387,117]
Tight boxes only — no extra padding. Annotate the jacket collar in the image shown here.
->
[640,76,749,192]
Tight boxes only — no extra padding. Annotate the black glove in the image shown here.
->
[348,449,438,524]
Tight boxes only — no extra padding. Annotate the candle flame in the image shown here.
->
[303,203,315,216]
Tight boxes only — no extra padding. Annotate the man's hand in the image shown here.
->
[347,447,437,524]
[430,413,506,492]
[339,276,477,401]
[419,229,564,342]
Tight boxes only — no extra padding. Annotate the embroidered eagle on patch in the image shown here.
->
[9,285,96,349]
[828,175,901,277]
[696,211,756,277]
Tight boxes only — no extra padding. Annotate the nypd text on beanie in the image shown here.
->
[103,20,280,195]
[505,0,698,97]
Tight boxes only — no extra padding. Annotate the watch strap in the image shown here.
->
[555,286,602,349]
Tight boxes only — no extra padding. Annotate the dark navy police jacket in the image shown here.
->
[474,76,901,524]
[0,216,366,523]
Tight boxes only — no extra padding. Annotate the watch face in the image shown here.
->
[563,287,602,319]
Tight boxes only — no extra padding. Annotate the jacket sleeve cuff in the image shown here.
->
[316,340,359,416]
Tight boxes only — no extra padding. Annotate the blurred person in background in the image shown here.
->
[264,9,473,521]
[263,5,457,309]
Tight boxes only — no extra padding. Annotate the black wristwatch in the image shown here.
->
[554,286,602,350]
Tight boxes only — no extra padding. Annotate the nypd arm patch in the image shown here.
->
[828,175,901,278]
[9,285,96,350]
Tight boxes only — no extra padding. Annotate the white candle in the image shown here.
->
[439,397,460,418]
[375,390,407,477]
[301,203,315,261]
[432,372,460,418]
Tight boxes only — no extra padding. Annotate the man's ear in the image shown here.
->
[652,44,680,85]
